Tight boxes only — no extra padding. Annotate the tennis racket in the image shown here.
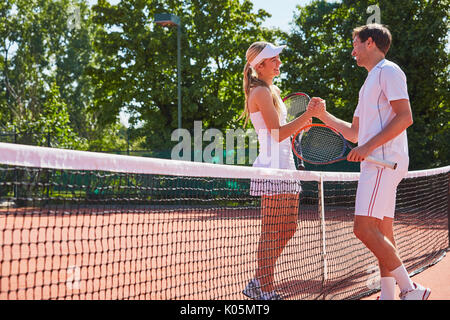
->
[283,92,310,122]
[291,123,397,170]
[283,92,311,170]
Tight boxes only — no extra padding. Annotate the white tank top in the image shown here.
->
[249,97,297,170]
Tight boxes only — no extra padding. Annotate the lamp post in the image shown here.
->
[154,13,182,129]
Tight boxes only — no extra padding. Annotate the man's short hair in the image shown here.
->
[352,24,392,55]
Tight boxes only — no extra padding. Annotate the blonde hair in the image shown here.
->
[240,41,282,127]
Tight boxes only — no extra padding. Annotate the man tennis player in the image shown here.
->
[309,24,431,300]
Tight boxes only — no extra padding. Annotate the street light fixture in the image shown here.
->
[154,13,182,129]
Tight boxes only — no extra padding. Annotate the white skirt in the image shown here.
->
[250,178,302,196]
[250,152,302,196]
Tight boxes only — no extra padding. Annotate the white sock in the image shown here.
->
[379,277,396,300]
[390,265,414,292]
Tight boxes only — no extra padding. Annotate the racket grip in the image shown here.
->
[366,156,397,170]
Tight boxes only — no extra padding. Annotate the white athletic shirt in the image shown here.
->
[354,59,410,166]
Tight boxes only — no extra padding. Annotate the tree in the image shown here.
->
[0,0,87,146]
[88,0,279,153]
[24,81,82,148]
[0,0,126,150]
[282,0,449,170]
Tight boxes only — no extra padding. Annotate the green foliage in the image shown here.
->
[11,82,87,148]
[0,0,126,150]
[88,0,278,151]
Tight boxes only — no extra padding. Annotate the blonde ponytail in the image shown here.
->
[240,42,282,127]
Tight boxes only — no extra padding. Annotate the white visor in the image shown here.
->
[250,43,286,68]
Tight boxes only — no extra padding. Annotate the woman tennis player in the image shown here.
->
[240,41,323,300]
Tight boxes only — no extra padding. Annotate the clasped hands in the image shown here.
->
[304,97,369,162]
[306,97,326,119]
[297,97,325,131]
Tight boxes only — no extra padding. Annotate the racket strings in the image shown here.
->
[298,126,346,163]
[285,95,309,122]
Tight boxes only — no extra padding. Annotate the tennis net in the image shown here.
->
[0,142,448,300]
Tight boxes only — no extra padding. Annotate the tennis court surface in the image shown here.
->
[1,142,448,300]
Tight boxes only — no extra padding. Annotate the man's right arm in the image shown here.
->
[307,99,359,143]
[320,112,359,144]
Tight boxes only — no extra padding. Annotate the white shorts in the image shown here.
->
[354,162,407,220]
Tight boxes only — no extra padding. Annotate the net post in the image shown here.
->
[13,126,17,201]
[318,175,328,285]
[443,171,450,249]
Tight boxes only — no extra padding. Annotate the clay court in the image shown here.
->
[364,251,450,300]
[1,203,448,300]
